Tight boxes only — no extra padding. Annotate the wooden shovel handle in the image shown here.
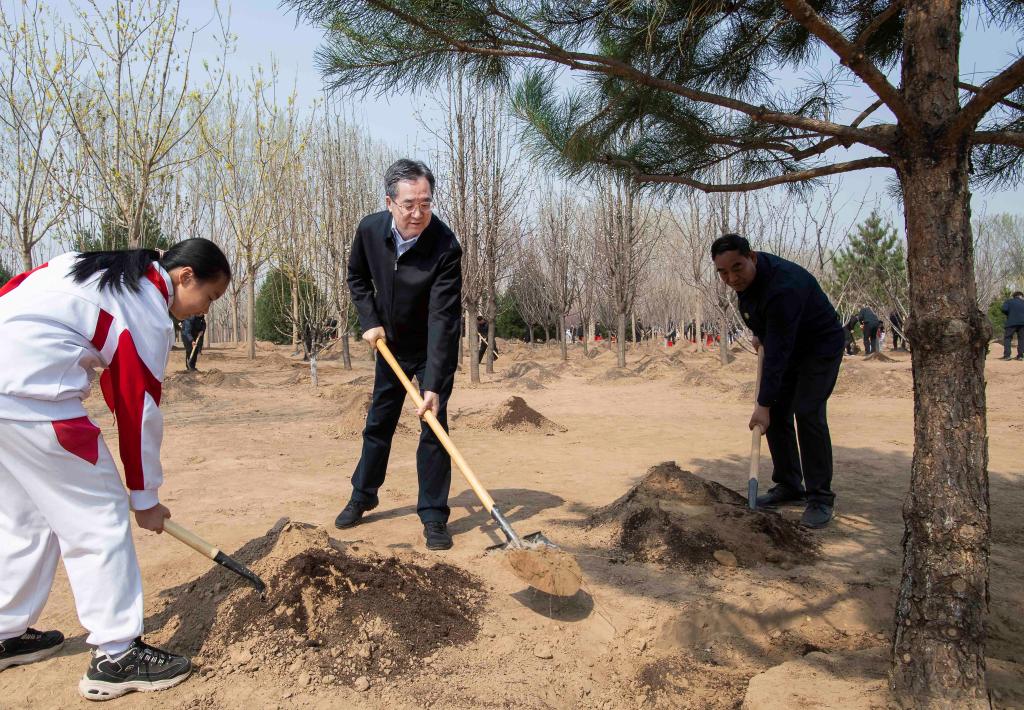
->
[375,339,496,512]
[749,348,765,476]
[163,519,219,560]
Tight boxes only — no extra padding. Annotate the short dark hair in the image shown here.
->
[1014,291,1024,298]
[384,159,435,199]
[710,233,752,259]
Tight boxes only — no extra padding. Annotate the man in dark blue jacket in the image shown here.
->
[712,234,845,528]
[181,314,206,371]
[335,159,463,551]
[1001,291,1024,360]
[857,307,881,355]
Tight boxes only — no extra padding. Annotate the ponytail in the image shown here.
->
[71,238,231,294]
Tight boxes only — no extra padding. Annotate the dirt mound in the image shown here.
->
[504,360,558,383]
[162,379,204,403]
[588,366,639,384]
[166,521,485,691]
[589,462,816,568]
[453,396,566,433]
[863,350,896,363]
[327,389,413,437]
[261,352,298,368]
[832,361,913,398]
[510,376,546,391]
[164,368,254,389]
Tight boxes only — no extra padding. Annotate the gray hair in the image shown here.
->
[384,159,436,199]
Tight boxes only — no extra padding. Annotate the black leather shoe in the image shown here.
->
[755,485,806,509]
[801,501,835,529]
[334,500,377,529]
[423,521,453,550]
[0,628,64,671]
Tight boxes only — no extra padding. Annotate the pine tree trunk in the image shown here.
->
[890,3,990,706]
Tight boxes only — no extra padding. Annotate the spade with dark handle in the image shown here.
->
[163,519,266,594]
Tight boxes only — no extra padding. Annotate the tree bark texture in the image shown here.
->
[891,2,991,707]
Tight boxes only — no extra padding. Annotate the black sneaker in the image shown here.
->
[0,628,64,671]
[755,485,806,509]
[78,638,191,701]
[1000,356,1012,361]
[801,501,835,529]
[1016,356,1024,361]
[334,499,377,529]
[423,521,453,550]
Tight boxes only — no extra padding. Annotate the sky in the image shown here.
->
[46,1,1024,235]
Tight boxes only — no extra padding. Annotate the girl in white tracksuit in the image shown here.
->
[0,239,230,701]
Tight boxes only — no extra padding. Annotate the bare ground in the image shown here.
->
[2,340,1023,709]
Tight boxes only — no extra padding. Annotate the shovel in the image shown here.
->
[163,519,267,594]
[748,347,765,509]
[375,339,582,597]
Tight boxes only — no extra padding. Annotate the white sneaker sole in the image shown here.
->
[0,641,64,671]
[78,669,191,701]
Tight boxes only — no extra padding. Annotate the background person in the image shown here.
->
[181,314,206,371]
[1001,291,1024,360]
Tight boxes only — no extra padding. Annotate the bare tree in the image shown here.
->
[536,186,580,361]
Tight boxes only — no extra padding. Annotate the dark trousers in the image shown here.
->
[477,339,497,364]
[892,330,902,350]
[862,325,879,354]
[1004,324,1024,358]
[766,352,843,506]
[350,352,454,524]
[183,333,203,369]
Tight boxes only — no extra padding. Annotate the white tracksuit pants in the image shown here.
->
[0,418,144,649]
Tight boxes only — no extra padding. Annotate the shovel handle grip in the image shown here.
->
[375,339,496,512]
[163,520,219,560]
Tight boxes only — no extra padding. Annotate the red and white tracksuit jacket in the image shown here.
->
[0,253,174,651]
[0,252,174,510]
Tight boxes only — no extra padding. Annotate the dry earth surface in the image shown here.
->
[2,339,1023,709]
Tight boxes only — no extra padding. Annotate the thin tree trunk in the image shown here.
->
[340,307,352,370]
[231,290,240,344]
[485,319,496,374]
[631,312,637,350]
[559,313,568,361]
[246,253,256,360]
[20,242,32,272]
[719,308,732,365]
[616,311,626,367]
[890,4,990,706]
[291,278,300,354]
[468,308,480,384]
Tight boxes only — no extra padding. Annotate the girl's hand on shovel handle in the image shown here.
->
[749,404,770,434]
[135,503,171,533]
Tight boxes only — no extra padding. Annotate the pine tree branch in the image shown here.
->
[971,131,1024,148]
[853,0,904,51]
[599,156,893,192]
[333,0,895,151]
[958,82,1024,113]
[780,0,920,134]
[952,56,1024,136]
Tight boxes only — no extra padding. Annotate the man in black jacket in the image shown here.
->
[335,159,463,551]
[1001,291,1024,360]
[857,307,881,355]
[181,315,206,371]
[712,234,845,528]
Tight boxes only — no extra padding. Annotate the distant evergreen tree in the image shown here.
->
[830,211,908,313]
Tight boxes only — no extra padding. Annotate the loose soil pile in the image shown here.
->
[165,522,486,691]
[164,368,255,389]
[504,360,558,383]
[326,388,414,437]
[453,396,566,433]
[589,462,816,568]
